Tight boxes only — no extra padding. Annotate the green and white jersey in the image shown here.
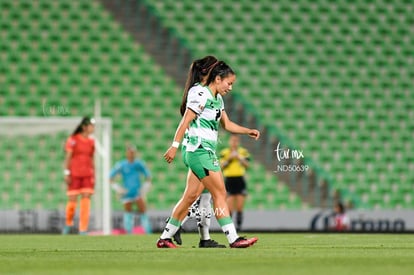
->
[181,130,189,148]
[186,84,224,152]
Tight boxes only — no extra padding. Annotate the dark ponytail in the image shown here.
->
[72,116,95,135]
[205,61,235,86]
[180,56,218,116]
[337,202,345,214]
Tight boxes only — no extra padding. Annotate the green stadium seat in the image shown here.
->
[3,0,412,211]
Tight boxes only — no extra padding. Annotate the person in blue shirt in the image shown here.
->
[110,145,152,234]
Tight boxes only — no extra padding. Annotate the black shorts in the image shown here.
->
[225,176,247,196]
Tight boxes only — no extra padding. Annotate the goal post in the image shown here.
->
[0,116,112,235]
[93,99,112,235]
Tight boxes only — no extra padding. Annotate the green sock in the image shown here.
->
[160,217,181,239]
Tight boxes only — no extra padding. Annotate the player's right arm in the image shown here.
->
[109,162,123,184]
[164,108,197,163]
[164,87,204,163]
[64,151,72,184]
[109,162,127,194]
[64,137,75,184]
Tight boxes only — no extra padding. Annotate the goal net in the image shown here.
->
[0,116,112,235]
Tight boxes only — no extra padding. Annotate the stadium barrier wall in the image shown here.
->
[0,209,413,233]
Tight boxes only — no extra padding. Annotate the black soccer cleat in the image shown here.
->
[199,239,226,248]
[173,226,183,245]
[166,217,183,245]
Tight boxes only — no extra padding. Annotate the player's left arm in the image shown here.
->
[138,161,152,183]
[238,149,250,169]
[90,139,95,170]
[137,161,152,197]
[220,149,231,169]
[220,110,260,140]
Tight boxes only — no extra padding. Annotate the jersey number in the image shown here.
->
[215,109,221,121]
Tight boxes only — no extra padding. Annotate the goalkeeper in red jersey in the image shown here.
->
[62,117,95,235]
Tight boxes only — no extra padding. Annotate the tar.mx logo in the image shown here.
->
[192,207,225,216]
[274,142,309,172]
[275,142,304,161]
[42,99,70,116]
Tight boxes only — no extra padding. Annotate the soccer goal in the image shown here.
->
[0,116,112,235]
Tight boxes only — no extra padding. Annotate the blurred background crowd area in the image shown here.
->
[0,0,413,212]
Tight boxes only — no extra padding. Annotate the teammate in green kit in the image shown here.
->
[171,56,225,248]
[157,60,260,248]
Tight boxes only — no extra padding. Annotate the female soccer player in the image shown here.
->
[158,61,260,248]
[332,201,350,231]
[174,56,226,248]
[62,117,95,235]
[110,145,152,234]
[220,134,251,231]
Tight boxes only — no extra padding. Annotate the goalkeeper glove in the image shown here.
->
[111,183,127,195]
[140,181,152,198]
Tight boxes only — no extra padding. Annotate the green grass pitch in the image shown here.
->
[0,233,413,275]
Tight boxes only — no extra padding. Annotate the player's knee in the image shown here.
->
[184,193,199,205]
[68,195,78,202]
[138,205,146,213]
[81,193,91,199]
